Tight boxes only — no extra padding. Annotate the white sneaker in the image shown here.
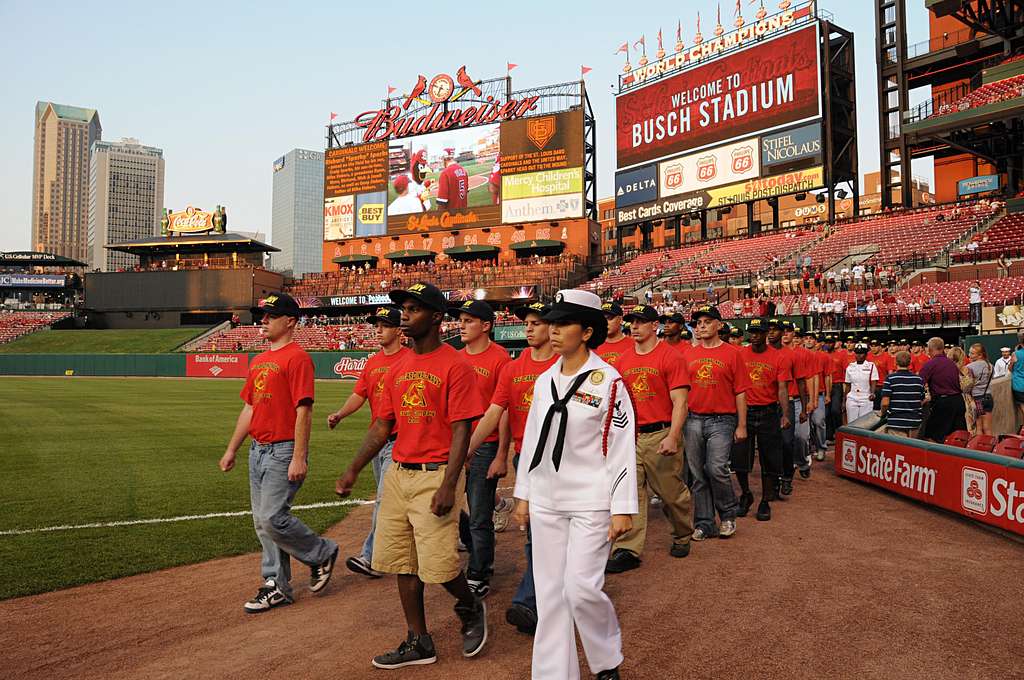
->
[719,520,737,538]
[244,579,292,613]
[493,497,514,533]
[815,449,826,462]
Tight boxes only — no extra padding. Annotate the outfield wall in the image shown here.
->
[0,352,371,379]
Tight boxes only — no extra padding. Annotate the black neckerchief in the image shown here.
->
[529,369,595,473]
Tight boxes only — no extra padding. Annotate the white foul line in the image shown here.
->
[0,499,374,537]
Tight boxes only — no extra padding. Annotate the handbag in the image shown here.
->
[979,364,994,411]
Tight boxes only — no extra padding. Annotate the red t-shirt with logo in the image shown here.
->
[241,342,315,444]
[664,339,691,360]
[870,351,895,383]
[596,335,632,366]
[783,345,817,399]
[354,346,410,432]
[685,342,752,414]
[492,348,558,452]
[438,163,469,209]
[815,350,832,395]
[738,345,793,406]
[616,341,690,425]
[378,344,484,464]
[462,341,511,443]
[910,351,929,374]
[830,349,851,383]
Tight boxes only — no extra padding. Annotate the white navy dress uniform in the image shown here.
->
[514,290,638,680]
[845,348,879,423]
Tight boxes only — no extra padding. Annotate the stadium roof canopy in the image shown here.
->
[509,239,565,254]
[332,254,378,265]
[0,251,87,267]
[383,249,436,261]
[105,232,280,256]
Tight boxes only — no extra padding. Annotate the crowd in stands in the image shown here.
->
[934,73,1024,118]
[952,213,1024,264]
[0,310,71,344]
[113,259,257,273]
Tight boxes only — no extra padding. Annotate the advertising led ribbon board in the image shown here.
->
[616,23,821,170]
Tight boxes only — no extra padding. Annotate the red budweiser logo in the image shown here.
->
[334,356,367,379]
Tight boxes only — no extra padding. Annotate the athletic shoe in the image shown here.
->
[756,500,772,521]
[719,519,737,538]
[345,555,383,578]
[799,466,811,480]
[669,542,691,558]
[596,668,621,680]
[505,603,537,635]
[650,494,663,506]
[736,491,754,517]
[605,549,641,573]
[815,449,826,462]
[243,579,292,614]
[467,578,491,598]
[371,632,437,669]
[492,497,514,533]
[780,479,794,496]
[455,598,488,657]
[457,540,469,553]
[309,544,339,593]
[691,526,709,541]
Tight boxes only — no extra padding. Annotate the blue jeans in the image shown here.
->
[511,454,536,612]
[466,442,499,581]
[810,395,827,452]
[359,440,394,563]
[248,440,337,596]
[781,399,811,478]
[684,414,738,534]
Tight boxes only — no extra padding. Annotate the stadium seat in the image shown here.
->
[966,434,998,453]
[993,436,1024,460]
[944,430,971,448]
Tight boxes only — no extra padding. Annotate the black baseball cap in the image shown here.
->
[448,299,495,322]
[691,304,722,322]
[781,320,795,331]
[366,305,401,326]
[390,282,448,313]
[624,305,660,322]
[766,317,784,330]
[252,292,301,318]
[514,301,551,321]
[680,328,693,340]
[601,301,624,317]
[747,318,768,333]
[729,326,743,338]
[793,325,805,337]
[659,312,685,324]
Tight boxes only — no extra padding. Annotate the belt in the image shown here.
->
[933,393,960,399]
[688,411,736,417]
[747,403,778,411]
[638,421,671,434]
[398,462,445,471]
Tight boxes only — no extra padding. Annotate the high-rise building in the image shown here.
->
[31,102,102,263]
[271,148,324,276]
[88,138,166,271]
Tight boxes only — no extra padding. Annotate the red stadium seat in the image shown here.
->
[994,436,1024,460]
[966,434,998,453]
[944,430,971,448]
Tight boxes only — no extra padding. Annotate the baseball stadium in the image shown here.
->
[3,1,1024,679]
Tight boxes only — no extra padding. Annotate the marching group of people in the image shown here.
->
[219,287,1024,679]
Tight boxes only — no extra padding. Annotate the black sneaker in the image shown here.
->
[799,466,811,480]
[371,632,437,669]
[243,579,293,614]
[736,491,754,517]
[467,578,491,598]
[505,603,537,635]
[780,479,794,496]
[455,598,488,657]
[597,667,621,680]
[605,549,641,573]
[756,500,772,521]
[345,555,383,578]
[669,542,691,558]
[309,544,339,593]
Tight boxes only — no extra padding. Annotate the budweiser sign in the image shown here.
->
[352,66,541,143]
[167,206,214,234]
[334,356,367,380]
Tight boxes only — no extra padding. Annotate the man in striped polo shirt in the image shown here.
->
[879,351,925,438]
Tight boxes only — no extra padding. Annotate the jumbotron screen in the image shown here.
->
[323,108,584,241]
[614,23,824,225]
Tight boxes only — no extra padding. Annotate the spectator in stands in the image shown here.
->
[994,346,1013,379]
[966,344,994,436]
[919,337,968,442]
[880,351,925,438]
[969,282,982,325]
[997,254,1011,278]
[947,346,977,433]
[833,297,846,332]
[1010,332,1024,426]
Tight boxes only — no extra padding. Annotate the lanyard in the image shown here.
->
[528,370,595,473]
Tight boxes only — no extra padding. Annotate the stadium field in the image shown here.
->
[0,376,373,600]
[0,328,206,354]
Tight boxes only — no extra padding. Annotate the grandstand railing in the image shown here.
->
[904,27,984,61]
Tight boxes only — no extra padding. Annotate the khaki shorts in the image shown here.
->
[371,464,460,584]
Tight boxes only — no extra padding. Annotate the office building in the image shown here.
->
[271,148,324,276]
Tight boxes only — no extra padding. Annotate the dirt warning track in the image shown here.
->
[4,456,1022,680]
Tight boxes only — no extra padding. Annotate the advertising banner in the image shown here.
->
[447,285,536,302]
[501,167,583,200]
[957,174,1000,197]
[499,110,584,174]
[354,191,387,236]
[186,353,250,378]
[615,164,658,207]
[616,24,820,169]
[760,122,822,172]
[836,428,1024,536]
[0,274,66,288]
[502,193,584,223]
[324,195,355,240]
[704,166,823,208]
[324,142,389,197]
[658,138,760,197]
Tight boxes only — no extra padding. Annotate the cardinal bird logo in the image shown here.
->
[456,65,482,97]
[401,379,428,408]
[403,75,427,110]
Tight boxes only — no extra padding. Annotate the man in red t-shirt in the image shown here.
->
[467,301,555,635]
[910,339,929,373]
[683,304,751,540]
[327,306,408,579]
[730,318,791,521]
[868,338,895,409]
[606,305,694,573]
[448,299,510,598]
[803,331,831,461]
[436,149,469,211]
[659,311,690,357]
[825,334,849,443]
[335,282,487,669]
[220,292,339,613]
[771,320,812,495]
[596,302,630,365]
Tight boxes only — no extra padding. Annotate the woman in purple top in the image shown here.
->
[919,337,967,443]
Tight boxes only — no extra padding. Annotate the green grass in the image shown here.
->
[0,328,206,354]
[0,377,375,600]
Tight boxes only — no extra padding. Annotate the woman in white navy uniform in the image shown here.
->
[844,343,879,423]
[512,289,638,680]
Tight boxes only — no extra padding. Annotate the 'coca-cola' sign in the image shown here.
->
[167,206,214,234]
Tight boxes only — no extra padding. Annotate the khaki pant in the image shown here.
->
[885,426,919,439]
[613,429,693,556]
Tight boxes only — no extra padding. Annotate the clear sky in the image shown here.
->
[0,0,932,252]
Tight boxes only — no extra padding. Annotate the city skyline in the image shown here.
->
[0,1,934,254]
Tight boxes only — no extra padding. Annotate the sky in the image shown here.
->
[0,0,932,252]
